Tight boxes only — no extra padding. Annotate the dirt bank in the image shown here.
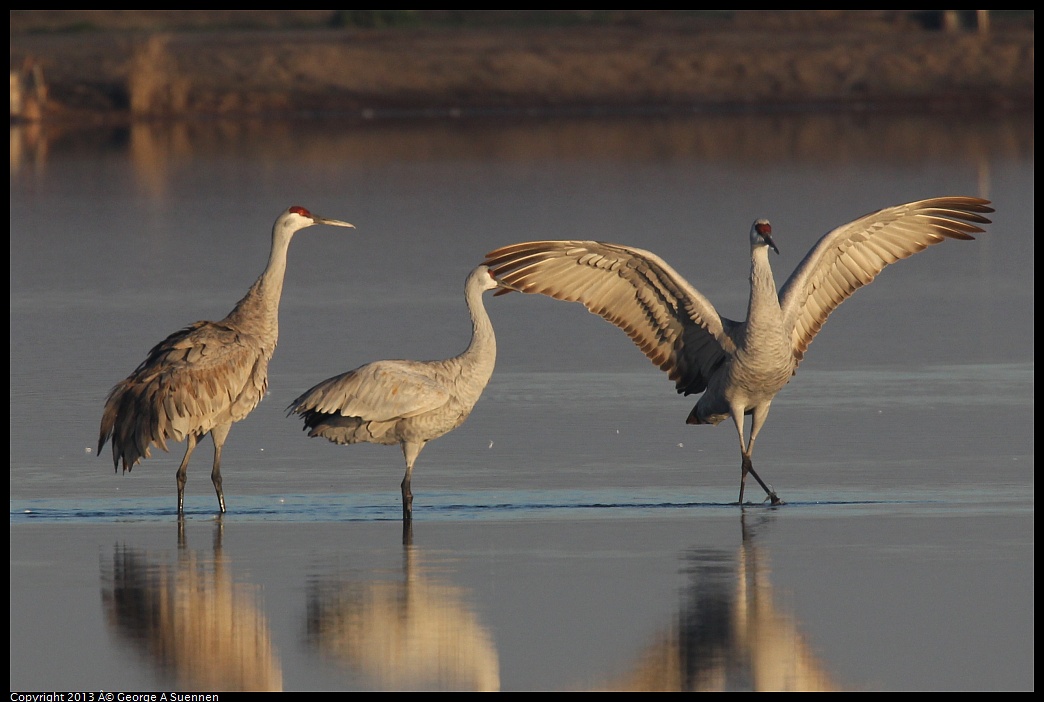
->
[9,11,1035,123]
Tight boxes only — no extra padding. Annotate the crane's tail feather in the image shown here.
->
[98,379,173,473]
[295,409,398,446]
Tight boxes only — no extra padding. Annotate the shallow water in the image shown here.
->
[9,110,1034,691]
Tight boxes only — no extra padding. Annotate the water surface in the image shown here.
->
[9,110,1034,691]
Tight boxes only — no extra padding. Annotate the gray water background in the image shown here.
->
[9,110,1034,691]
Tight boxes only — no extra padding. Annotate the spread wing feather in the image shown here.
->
[779,196,992,366]
[484,240,737,395]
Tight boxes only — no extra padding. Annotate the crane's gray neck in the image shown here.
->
[223,227,294,342]
[745,244,783,333]
[457,275,497,375]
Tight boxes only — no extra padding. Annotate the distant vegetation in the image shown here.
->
[10,10,1034,34]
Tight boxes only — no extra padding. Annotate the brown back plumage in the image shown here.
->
[98,320,270,472]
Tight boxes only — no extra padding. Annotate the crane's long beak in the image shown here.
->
[315,217,356,229]
[488,266,522,296]
[763,232,779,255]
[492,276,522,296]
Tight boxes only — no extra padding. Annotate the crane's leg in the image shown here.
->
[209,424,230,514]
[730,407,751,504]
[400,441,425,522]
[176,434,198,514]
[732,405,784,506]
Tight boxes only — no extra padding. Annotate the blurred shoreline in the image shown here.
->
[9,11,1034,125]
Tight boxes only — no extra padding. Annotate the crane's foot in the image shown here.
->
[750,473,784,506]
[764,491,785,506]
[735,493,786,507]
[740,460,785,506]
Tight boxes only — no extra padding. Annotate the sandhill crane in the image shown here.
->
[287,265,501,522]
[98,206,355,514]
[484,197,993,505]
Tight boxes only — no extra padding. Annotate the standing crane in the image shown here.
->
[99,206,355,514]
[484,197,993,505]
[287,265,501,522]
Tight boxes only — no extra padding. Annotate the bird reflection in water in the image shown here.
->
[306,542,500,691]
[99,519,283,692]
[595,514,840,692]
